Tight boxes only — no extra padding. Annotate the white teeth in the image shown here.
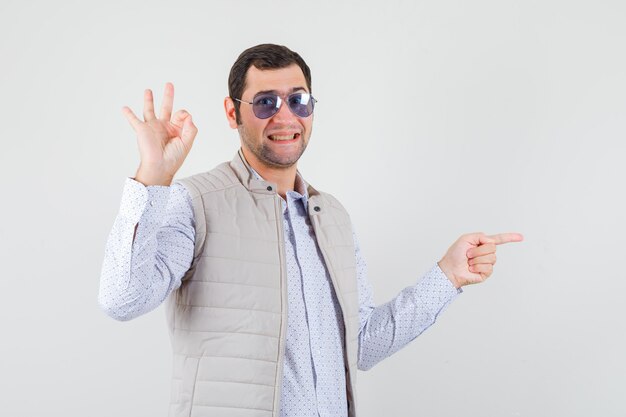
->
[269,134,296,141]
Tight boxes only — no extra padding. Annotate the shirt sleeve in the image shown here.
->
[98,178,195,321]
[354,230,461,370]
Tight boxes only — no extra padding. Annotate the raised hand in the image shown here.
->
[122,83,198,186]
[437,232,524,288]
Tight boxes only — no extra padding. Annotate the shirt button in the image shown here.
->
[314,206,321,212]
[267,186,273,191]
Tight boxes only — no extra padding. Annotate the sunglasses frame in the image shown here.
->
[233,92,317,119]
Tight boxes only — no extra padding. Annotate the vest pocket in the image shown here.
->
[175,356,200,417]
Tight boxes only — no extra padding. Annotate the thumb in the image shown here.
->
[463,233,495,259]
[465,232,495,247]
[180,115,198,148]
[477,233,495,245]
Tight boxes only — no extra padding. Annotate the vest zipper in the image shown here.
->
[273,194,288,416]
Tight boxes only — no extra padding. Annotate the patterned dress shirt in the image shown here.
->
[99,168,461,417]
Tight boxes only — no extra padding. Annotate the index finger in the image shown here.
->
[487,232,524,245]
[159,82,174,121]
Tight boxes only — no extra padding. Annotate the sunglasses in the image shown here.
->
[234,92,317,119]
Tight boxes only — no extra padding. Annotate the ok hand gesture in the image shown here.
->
[438,232,524,288]
[123,83,198,186]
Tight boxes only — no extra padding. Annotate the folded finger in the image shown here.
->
[160,82,174,121]
[467,243,496,259]
[143,89,156,121]
[469,263,493,274]
[180,115,198,148]
[171,109,189,128]
[468,253,496,266]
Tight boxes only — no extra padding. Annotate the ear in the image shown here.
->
[224,97,238,129]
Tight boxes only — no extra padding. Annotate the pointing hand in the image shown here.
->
[437,232,524,288]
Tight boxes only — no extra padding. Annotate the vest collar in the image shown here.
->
[230,149,324,216]
[230,149,319,199]
[229,149,276,194]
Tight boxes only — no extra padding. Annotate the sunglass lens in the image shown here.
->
[288,93,314,117]
[252,94,280,119]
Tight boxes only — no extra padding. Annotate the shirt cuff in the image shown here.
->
[419,263,463,305]
[119,178,170,223]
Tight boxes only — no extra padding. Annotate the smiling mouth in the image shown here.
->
[268,133,300,141]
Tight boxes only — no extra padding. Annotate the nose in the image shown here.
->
[271,98,297,123]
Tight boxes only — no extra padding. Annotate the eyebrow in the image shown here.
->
[254,86,308,96]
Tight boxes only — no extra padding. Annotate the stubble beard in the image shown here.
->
[238,124,310,169]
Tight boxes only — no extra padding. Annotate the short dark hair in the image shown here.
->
[228,44,312,124]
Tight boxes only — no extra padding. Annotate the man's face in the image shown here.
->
[234,64,313,169]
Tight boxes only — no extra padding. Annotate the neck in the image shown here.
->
[241,148,297,199]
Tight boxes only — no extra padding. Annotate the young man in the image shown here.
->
[99,44,522,417]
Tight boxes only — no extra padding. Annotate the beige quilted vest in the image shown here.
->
[165,150,360,417]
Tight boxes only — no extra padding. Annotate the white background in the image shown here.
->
[1,0,625,416]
